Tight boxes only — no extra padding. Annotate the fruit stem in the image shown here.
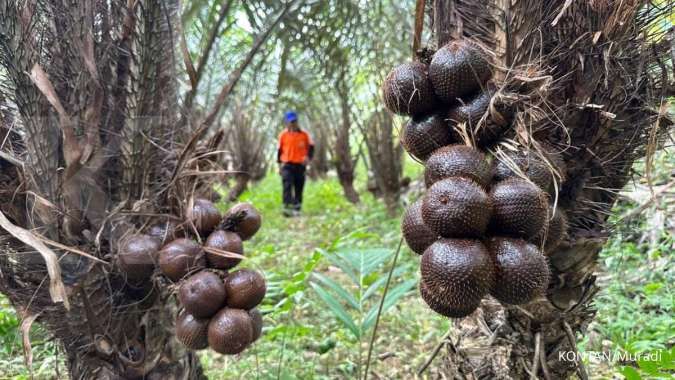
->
[362,237,403,380]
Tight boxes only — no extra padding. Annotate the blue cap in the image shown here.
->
[284,111,298,123]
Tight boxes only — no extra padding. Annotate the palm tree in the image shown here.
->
[0,0,291,376]
[421,1,673,378]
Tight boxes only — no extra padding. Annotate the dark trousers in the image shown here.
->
[281,163,306,209]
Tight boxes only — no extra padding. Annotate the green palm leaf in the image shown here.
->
[310,282,360,338]
[312,272,359,309]
[362,266,408,302]
[362,279,416,330]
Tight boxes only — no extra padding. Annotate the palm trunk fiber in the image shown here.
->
[0,0,283,378]
[428,1,673,379]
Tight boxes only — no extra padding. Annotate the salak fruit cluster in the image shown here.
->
[383,39,567,318]
[117,200,265,354]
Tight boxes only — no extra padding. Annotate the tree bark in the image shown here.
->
[0,1,286,378]
[337,169,361,204]
[334,73,360,204]
[362,110,403,216]
[0,1,204,376]
[228,173,251,202]
[0,239,206,380]
[426,1,673,379]
[307,118,330,180]
[224,101,270,201]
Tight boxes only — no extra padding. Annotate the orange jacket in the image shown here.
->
[277,129,314,164]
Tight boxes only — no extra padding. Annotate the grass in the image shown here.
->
[0,153,672,379]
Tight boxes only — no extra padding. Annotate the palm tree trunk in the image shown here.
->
[429,1,673,378]
[334,73,361,204]
[363,110,403,216]
[228,173,251,202]
[0,1,286,377]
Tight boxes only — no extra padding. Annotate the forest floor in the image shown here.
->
[0,153,672,379]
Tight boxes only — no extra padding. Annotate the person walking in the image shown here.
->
[277,111,314,216]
